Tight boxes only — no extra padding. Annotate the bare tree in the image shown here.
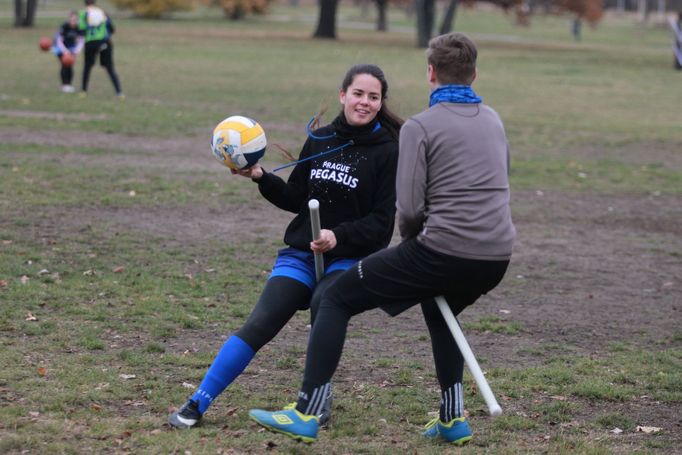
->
[314,0,339,38]
[376,0,388,31]
[415,0,435,47]
[439,0,459,34]
[14,0,38,27]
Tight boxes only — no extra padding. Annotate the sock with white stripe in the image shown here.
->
[296,382,331,418]
[440,382,464,422]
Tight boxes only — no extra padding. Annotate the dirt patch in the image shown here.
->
[0,109,108,122]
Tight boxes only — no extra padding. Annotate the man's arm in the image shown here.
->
[397,118,428,240]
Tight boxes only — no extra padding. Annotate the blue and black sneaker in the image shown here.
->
[168,399,202,429]
[423,416,472,445]
[249,405,319,443]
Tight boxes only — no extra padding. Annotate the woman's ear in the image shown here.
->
[339,89,346,106]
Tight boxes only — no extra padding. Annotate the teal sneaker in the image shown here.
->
[423,416,472,445]
[249,405,319,443]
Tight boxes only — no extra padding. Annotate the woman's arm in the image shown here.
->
[232,141,311,213]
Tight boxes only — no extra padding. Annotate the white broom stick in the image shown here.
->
[308,199,324,283]
[434,295,502,416]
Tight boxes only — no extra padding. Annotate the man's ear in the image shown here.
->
[470,68,478,84]
[427,64,438,85]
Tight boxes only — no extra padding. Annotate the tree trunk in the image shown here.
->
[14,0,38,27]
[415,0,435,47]
[314,0,338,39]
[24,0,37,26]
[14,0,25,26]
[376,0,388,31]
[439,0,458,34]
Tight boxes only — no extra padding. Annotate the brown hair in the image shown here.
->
[426,33,477,85]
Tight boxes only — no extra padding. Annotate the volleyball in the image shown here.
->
[211,116,267,170]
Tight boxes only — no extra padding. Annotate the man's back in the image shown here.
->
[397,102,515,261]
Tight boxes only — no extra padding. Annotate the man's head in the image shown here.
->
[85,0,96,5]
[426,32,477,87]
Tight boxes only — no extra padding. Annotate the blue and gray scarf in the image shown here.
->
[429,84,482,107]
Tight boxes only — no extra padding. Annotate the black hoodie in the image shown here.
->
[256,115,398,259]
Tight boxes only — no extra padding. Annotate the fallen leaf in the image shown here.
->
[128,190,136,197]
[83,270,95,276]
[91,403,102,411]
[2,240,12,245]
[113,266,125,273]
[550,395,567,401]
[20,275,30,284]
[499,309,511,314]
[610,427,623,434]
[119,374,136,380]
[0,280,8,289]
[29,411,40,417]
[38,269,50,276]
[37,367,46,377]
[636,425,662,434]
[25,313,38,321]
[181,382,195,389]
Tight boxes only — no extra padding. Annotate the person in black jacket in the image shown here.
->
[52,11,84,93]
[169,64,403,429]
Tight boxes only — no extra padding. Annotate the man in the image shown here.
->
[249,32,516,445]
[78,0,123,98]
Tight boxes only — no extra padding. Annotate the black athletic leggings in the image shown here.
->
[82,39,121,94]
[298,239,509,413]
[59,61,73,85]
[234,271,344,352]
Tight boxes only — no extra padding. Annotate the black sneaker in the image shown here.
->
[169,399,202,429]
[318,392,333,426]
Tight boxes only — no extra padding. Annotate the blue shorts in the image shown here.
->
[270,247,359,290]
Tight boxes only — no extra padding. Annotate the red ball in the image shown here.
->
[61,53,75,67]
[39,37,51,52]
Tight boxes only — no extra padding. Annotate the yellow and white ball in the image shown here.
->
[211,116,267,170]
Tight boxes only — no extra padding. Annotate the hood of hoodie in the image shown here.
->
[310,114,394,147]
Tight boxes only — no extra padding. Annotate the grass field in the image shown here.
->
[1,2,681,454]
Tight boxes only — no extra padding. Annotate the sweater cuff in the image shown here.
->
[331,225,349,246]
[253,168,270,184]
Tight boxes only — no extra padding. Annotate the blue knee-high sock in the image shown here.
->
[192,335,255,414]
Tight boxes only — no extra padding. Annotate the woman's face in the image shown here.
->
[339,73,383,126]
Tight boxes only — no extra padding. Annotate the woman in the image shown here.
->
[169,64,403,429]
[52,11,84,93]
